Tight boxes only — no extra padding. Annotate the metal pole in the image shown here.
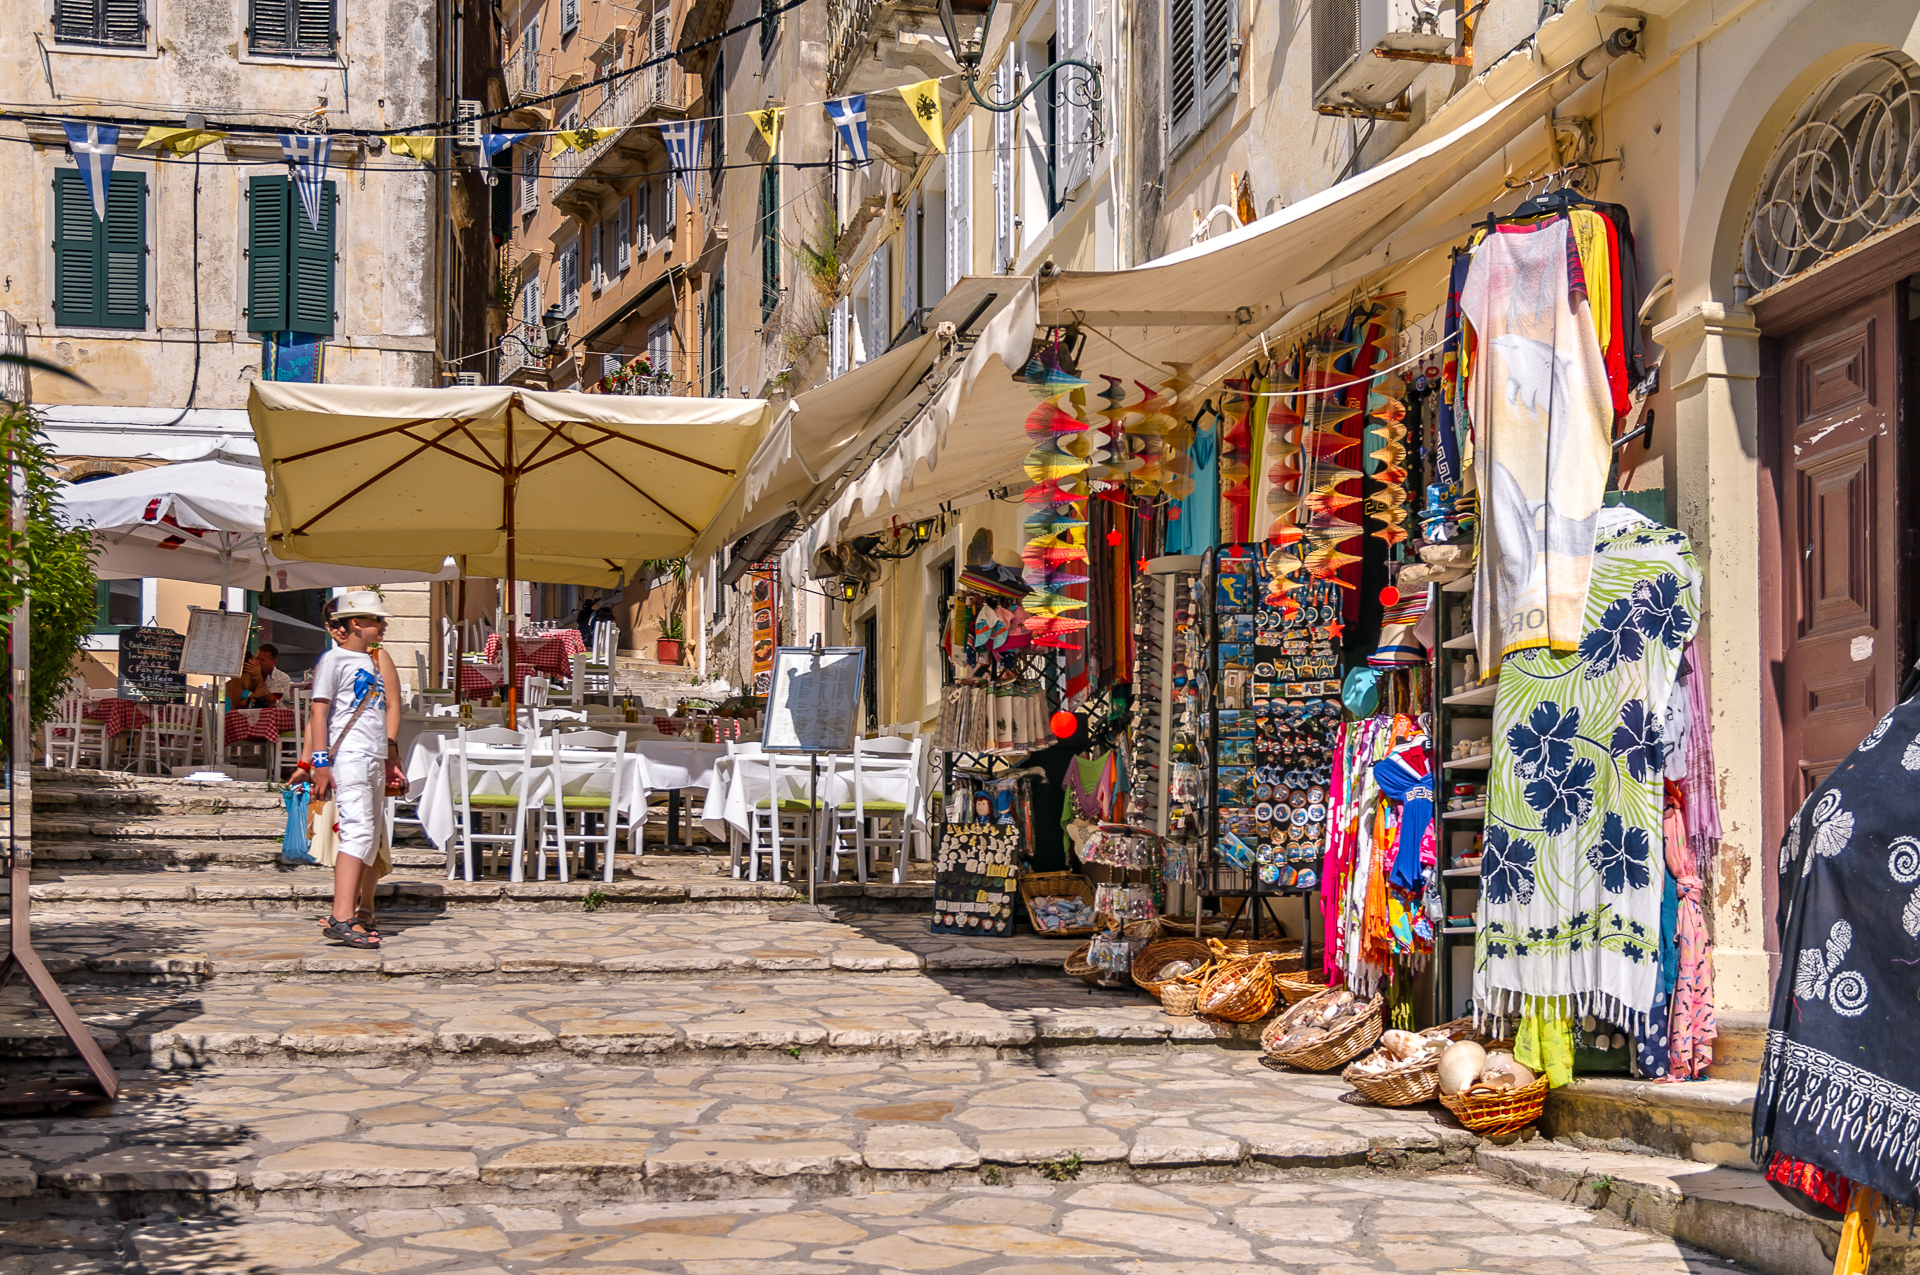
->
[808,751,819,909]
[503,470,517,725]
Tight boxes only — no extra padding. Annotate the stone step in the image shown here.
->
[1541,1076,1758,1166]
[32,812,287,842]
[18,870,934,914]
[1477,1142,1919,1275]
[34,779,287,816]
[8,907,1062,995]
[20,842,441,869]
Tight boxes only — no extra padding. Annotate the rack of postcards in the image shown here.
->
[1199,543,1344,949]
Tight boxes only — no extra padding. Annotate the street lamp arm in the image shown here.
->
[964,58,1102,116]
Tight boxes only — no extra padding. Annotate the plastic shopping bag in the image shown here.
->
[280,783,318,865]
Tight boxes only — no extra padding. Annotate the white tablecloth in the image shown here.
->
[699,754,919,840]
[405,736,727,852]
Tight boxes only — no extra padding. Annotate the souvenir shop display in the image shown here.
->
[1019,871,1100,938]
[1193,941,1283,1023]
[1340,1019,1488,1107]
[932,821,1022,937]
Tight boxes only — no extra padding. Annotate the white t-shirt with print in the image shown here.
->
[311,647,387,765]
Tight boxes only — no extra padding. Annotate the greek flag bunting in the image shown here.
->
[825,95,869,165]
[61,122,121,221]
[655,118,705,206]
[279,133,332,230]
[479,132,530,186]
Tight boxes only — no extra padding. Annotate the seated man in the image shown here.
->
[226,643,291,709]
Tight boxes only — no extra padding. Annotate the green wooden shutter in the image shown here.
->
[101,171,146,329]
[246,175,289,333]
[288,179,336,335]
[293,0,335,54]
[250,0,289,51]
[102,0,146,44]
[53,171,101,327]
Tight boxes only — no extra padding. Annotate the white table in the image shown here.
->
[405,736,727,855]
[699,752,919,841]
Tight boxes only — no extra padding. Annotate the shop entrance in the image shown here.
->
[1771,286,1910,811]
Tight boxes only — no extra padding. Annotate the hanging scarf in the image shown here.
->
[1754,693,1920,1214]
[1476,510,1699,1032]
[1664,784,1717,1079]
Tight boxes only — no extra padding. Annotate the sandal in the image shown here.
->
[320,915,380,949]
[355,908,380,940]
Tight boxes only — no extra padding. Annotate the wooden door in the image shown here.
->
[1777,287,1906,808]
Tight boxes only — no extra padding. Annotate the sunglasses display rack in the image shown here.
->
[1197,543,1346,949]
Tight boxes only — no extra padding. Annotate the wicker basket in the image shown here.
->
[1131,938,1214,998]
[1193,941,1279,1023]
[1020,871,1099,939]
[1273,967,1332,1004]
[1262,990,1385,1072]
[1063,941,1101,985]
[1342,1058,1441,1106]
[1440,1075,1550,1137]
[1339,1019,1489,1107]
[1122,916,1164,942]
[1160,982,1199,1016]
[1213,938,1302,963]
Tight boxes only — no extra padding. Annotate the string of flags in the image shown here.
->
[45,77,929,189]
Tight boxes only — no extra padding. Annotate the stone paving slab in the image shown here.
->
[0,1171,1754,1275]
[5,1052,1487,1209]
[4,909,1054,989]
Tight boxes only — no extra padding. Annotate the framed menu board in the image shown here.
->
[117,627,187,703]
[180,607,252,676]
[761,646,864,754]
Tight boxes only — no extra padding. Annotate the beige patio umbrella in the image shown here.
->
[248,383,773,697]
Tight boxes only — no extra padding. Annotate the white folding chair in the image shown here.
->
[733,743,820,883]
[139,702,205,774]
[524,674,551,707]
[536,729,632,883]
[273,686,311,780]
[825,736,921,885]
[445,725,539,881]
[42,695,105,769]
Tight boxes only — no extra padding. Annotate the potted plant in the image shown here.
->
[656,614,685,664]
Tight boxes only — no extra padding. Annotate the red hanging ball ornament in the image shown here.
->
[1379,585,1400,607]
[1050,710,1079,739]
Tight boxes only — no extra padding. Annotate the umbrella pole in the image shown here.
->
[504,477,517,727]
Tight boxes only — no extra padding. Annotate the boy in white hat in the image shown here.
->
[295,590,404,948]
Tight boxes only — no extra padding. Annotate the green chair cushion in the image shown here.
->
[848,800,909,813]
[754,798,819,811]
[560,795,612,809]
[462,793,522,808]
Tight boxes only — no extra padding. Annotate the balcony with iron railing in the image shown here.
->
[552,62,686,201]
[826,0,883,91]
[498,322,543,382]
[503,43,543,103]
[824,0,960,163]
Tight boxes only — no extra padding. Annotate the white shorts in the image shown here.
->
[333,759,387,865]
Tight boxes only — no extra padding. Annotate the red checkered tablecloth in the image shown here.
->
[224,707,296,745]
[82,698,152,737]
[477,634,580,687]
[457,662,505,701]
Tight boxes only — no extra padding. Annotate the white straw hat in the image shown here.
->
[328,589,391,620]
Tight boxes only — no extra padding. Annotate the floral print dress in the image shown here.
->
[1475,508,1700,1032]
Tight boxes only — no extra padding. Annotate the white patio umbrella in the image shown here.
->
[55,459,458,594]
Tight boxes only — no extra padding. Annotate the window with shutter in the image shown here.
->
[707,269,725,396]
[993,60,1014,273]
[652,13,670,101]
[520,20,540,95]
[520,275,540,327]
[1169,0,1235,153]
[759,163,780,318]
[615,198,631,271]
[1058,0,1092,194]
[560,0,578,35]
[54,0,146,46]
[636,182,651,249]
[288,179,336,335]
[53,170,145,330]
[710,50,726,176]
[558,242,580,314]
[602,353,621,380]
[866,246,890,359]
[250,0,336,57]
[648,318,670,375]
[949,118,972,292]
[589,221,603,291]
[829,296,848,379]
[520,145,539,214]
[758,0,777,58]
[901,191,919,329]
[246,175,335,336]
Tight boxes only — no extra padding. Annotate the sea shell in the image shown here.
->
[1479,1052,1537,1091]
[1378,1029,1425,1061]
[1438,1040,1487,1095]
[1155,960,1197,982]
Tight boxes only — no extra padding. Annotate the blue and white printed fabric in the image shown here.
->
[62,122,121,220]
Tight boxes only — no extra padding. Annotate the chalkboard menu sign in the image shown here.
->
[117,627,187,703]
[932,822,1021,937]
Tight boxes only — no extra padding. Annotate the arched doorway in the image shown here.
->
[1750,51,1920,836]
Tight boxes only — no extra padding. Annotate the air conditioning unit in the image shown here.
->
[1312,0,1457,116]
[454,99,484,150]
[453,371,484,387]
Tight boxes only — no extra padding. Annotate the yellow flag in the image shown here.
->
[748,106,783,154]
[897,79,945,153]
[547,127,606,157]
[385,135,436,163]
[138,125,226,156]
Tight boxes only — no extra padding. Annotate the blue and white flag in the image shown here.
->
[279,133,332,230]
[825,95,869,165]
[61,122,121,221]
[655,118,705,207]
[479,132,529,187]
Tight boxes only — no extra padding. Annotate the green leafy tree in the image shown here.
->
[0,404,102,751]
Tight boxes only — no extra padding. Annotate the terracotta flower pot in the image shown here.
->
[655,637,683,664]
